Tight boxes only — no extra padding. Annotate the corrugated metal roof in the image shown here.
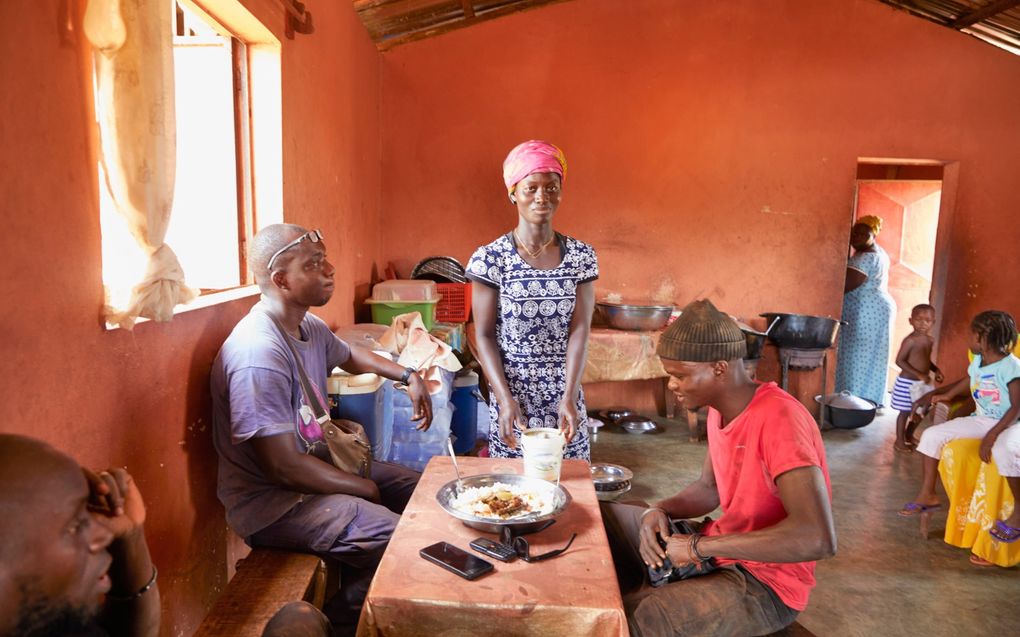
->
[353,0,570,51]
[351,0,1020,55]
[878,0,1020,55]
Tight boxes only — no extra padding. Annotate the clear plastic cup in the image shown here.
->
[521,427,566,482]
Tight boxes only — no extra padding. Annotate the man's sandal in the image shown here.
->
[989,520,1020,543]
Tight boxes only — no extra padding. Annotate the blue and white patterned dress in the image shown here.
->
[836,245,896,407]
[467,233,599,460]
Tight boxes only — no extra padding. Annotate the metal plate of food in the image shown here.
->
[435,473,573,535]
[617,416,660,434]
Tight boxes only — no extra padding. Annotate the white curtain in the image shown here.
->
[85,0,197,329]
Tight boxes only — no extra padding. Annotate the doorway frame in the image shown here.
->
[854,158,959,361]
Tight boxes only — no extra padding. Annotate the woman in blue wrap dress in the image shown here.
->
[467,140,598,461]
[836,219,896,407]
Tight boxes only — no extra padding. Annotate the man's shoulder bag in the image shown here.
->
[271,316,372,478]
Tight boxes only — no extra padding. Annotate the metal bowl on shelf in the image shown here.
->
[596,301,674,331]
[435,473,573,535]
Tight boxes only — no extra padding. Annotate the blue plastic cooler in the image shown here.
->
[450,371,480,454]
[327,373,393,461]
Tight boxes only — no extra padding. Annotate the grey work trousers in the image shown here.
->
[249,461,419,635]
[601,502,799,637]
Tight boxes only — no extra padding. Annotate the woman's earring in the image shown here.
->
[510,196,517,204]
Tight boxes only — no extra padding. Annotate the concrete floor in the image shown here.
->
[590,410,1018,637]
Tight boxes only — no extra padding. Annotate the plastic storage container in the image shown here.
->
[366,280,440,330]
[450,372,480,454]
[327,372,393,461]
[386,368,454,471]
[370,280,438,301]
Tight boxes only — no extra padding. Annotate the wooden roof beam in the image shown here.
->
[461,1,475,19]
[950,0,1020,29]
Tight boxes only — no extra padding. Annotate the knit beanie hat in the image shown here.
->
[657,299,747,362]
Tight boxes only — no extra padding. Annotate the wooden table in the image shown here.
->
[356,457,628,637]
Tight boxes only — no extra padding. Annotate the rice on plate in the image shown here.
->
[450,482,554,520]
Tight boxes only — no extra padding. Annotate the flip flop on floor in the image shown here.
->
[989,520,1020,543]
[893,443,914,453]
[898,501,941,516]
[969,554,995,567]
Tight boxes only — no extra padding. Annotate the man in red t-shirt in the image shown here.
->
[602,300,835,636]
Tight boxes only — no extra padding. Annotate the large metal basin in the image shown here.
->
[759,312,843,350]
[597,301,673,331]
[435,473,572,535]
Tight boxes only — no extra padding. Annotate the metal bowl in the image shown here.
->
[597,302,674,331]
[617,415,660,434]
[591,463,634,487]
[596,408,637,423]
[435,473,573,535]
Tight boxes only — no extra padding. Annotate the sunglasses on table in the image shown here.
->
[267,229,324,271]
[500,525,577,563]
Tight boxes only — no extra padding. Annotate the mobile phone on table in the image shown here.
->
[469,537,517,562]
[419,542,495,580]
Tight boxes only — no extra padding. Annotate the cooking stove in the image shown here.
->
[778,347,831,428]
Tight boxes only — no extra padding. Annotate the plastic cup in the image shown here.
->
[521,427,566,482]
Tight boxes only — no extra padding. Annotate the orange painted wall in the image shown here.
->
[377,0,1020,387]
[0,1,382,633]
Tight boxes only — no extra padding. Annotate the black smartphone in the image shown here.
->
[469,537,518,562]
[419,542,495,580]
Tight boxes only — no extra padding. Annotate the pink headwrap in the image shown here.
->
[502,140,567,196]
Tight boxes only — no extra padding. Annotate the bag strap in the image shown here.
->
[268,314,330,424]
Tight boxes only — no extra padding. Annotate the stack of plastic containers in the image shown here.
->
[387,368,454,471]
[365,280,440,330]
[327,372,393,461]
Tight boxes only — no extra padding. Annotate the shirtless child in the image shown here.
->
[891,304,944,452]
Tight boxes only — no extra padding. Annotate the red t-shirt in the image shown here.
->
[702,382,831,611]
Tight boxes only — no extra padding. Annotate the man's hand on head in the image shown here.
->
[84,467,146,539]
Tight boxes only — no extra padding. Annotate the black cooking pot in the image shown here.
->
[815,391,877,429]
[743,329,766,360]
[760,313,843,350]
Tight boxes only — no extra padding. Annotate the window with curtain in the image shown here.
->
[89,0,282,328]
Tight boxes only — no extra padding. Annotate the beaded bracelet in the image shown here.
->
[106,566,158,602]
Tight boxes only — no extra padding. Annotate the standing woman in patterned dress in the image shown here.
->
[836,216,896,407]
[467,140,599,460]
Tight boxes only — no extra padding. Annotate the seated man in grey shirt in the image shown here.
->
[211,224,432,634]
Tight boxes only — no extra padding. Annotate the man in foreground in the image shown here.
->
[211,224,432,633]
[602,300,836,636]
[0,434,159,637]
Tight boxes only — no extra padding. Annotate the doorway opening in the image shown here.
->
[852,159,957,396]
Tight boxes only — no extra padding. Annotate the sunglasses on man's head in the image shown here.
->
[500,526,577,563]
[267,229,324,271]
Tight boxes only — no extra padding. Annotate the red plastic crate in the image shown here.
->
[436,283,471,323]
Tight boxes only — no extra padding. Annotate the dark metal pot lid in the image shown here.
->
[815,390,877,411]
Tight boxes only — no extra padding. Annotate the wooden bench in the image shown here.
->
[194,549,328,637]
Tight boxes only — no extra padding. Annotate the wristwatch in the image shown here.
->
[399,367,416,385]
